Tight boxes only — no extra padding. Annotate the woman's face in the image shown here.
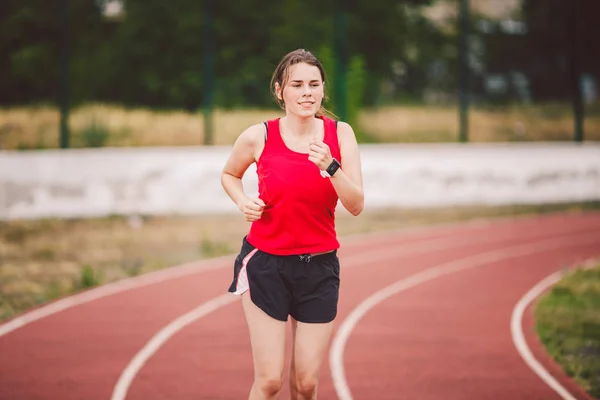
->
[277,62,324,118]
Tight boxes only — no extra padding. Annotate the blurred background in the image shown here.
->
[1,0,599,330]
[1,0,599,150]
[1,3,600,397]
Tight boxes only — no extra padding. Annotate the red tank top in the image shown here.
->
[246,116,341,255]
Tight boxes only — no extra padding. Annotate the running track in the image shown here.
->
[1,212,599,400]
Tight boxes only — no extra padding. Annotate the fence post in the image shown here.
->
[202,0,215,145]
[59,0,70,149]
[567,0,584,142]
[458,0,470,143]
[333,0,348,122]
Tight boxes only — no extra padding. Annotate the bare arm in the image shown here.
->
[330,122,364,215]
[308,121,364,216]
[221,124,266,221]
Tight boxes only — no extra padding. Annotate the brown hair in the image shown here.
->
[270,49,337,119]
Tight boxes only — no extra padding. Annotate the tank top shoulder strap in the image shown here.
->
[264,118,284,150]
[322,116,341,161]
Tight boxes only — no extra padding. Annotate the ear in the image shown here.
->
[275,82,283,100]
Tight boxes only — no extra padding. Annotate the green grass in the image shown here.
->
[535,264,600,398]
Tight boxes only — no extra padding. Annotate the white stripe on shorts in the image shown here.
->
[233,248,259,295]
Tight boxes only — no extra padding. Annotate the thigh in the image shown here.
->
[242,292,287,379]
[291,317,334,377]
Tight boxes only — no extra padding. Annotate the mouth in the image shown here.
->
[299,101,315,109]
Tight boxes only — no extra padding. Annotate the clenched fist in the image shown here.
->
[238,197,265,222]
[308,136,333,171]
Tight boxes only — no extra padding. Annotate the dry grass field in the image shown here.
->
[1,103,598,150]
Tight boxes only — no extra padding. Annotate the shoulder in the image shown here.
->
[236,122,268,148]
[322,116,354,137]
[335,121,358,144]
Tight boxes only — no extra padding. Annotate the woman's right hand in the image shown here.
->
[238,197,265,222]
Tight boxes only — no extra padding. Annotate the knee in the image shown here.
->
[256,375,283,397]
[295,374,318,398]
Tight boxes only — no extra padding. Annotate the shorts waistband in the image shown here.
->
[243,236,337,261]
[298,250,336,263]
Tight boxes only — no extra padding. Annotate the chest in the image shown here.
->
[279,125,325,154]
[257,153,336,205]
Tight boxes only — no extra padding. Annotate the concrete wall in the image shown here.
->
[1,143,599,220]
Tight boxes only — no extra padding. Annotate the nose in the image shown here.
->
[302,84,312,96]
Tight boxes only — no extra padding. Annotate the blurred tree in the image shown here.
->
[107,0,206,110]
[0,1,61,105]
[0,0,110,106]
[0,0,456,111]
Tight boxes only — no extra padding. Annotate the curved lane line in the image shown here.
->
[329,232,600,400]
[111,293,236,400]
[511,269,587,400]
[1,213,594,338]
[0,257,232,338]
[0,220,489,338]
[111,227,599,400]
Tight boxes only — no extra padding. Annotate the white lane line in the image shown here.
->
[329,232,600,400]
[112,234,471,400]
[111,293,236,400]
[1,213,594,338]
[110,228,599,400]
[339,223,598,271]
[339,211,591,246]
[0,223,474,339]
[511,270,580,400]
[0,256,231,338]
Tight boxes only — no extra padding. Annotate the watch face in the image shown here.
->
[326,159,340,176]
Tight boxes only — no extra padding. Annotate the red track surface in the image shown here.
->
[1,212,599,400]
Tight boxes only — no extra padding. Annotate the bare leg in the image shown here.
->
[288,317,334,400]
[242,293,287,400]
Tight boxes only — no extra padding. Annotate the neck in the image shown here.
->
[282,114,318,137]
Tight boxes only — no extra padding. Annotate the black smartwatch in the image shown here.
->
[325,158,341,177]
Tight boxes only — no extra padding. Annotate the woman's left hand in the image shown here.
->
[308,137,333,171]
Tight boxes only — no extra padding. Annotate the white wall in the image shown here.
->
[1,143,599,220]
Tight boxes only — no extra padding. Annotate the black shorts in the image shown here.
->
[228,237,340,323]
